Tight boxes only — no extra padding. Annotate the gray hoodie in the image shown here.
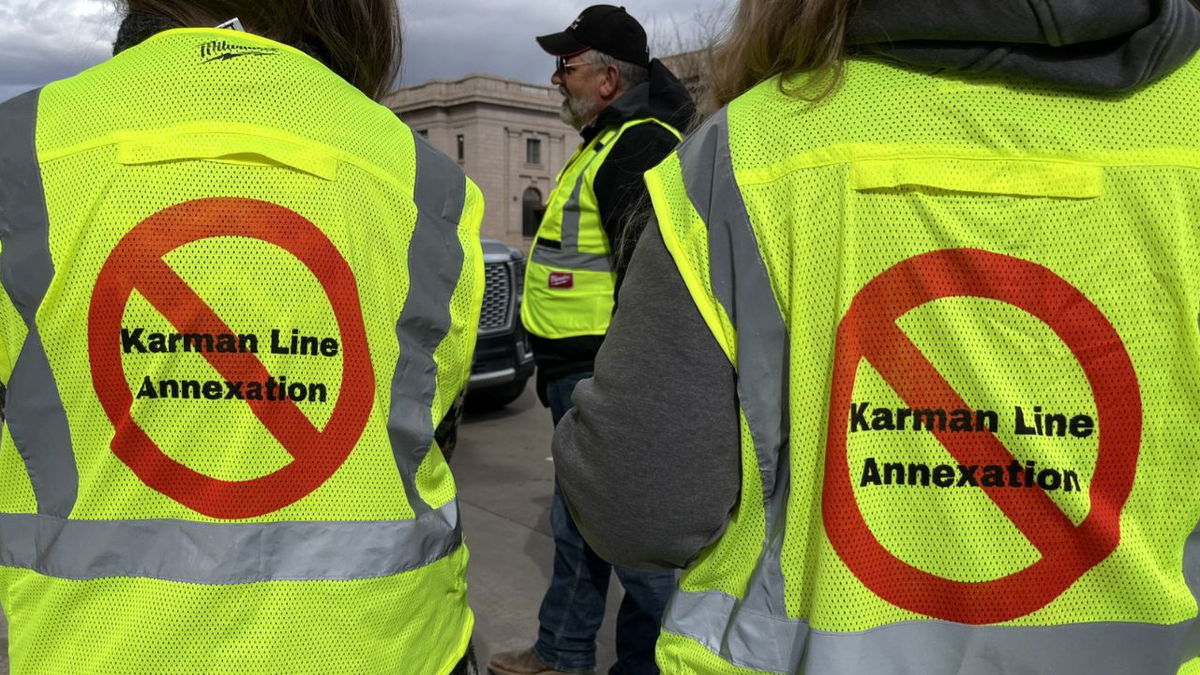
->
[551,0,1200,570]
[851,0,1200,92]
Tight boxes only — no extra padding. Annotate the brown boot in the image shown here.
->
[486,646,594,675]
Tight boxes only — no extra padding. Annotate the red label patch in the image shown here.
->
[548,272,574,289]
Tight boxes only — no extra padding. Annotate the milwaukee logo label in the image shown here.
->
[548,272,574,289]
[199,40,278,62]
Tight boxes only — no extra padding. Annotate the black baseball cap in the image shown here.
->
[536,5,650,68]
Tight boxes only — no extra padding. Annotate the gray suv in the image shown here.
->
[467,238,534,408]
[435,238,534,460]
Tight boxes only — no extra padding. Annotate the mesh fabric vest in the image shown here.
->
[523,118,680,339]
[0,28,483,674]
[645,56,1200,674]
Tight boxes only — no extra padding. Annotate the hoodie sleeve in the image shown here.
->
[551,221,740,570]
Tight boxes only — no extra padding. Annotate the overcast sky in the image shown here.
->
[0,0,728,102]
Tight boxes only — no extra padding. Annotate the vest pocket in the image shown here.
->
[117,130,339,181]
[851,157,1102,199]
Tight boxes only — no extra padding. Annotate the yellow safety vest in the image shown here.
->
[646,55,1200,674]
[0,28,483,674]
[522,118,680,339]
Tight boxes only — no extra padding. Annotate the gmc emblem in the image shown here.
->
[548,272,574,289]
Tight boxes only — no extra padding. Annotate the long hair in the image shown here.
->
[115,0,402,101]
[709,0,858,107]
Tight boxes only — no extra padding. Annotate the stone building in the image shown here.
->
[386,56,712,249]
[387,74,575,250]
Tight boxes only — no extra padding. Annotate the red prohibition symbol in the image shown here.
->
[89,198,375,520]
[823,248,1142,624]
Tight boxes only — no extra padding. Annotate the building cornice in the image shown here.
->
[387,73,562,116]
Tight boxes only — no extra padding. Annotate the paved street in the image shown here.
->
[0,381,625,673]
[457,383,622,672]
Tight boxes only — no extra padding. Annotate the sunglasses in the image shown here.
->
[555,55,589,75]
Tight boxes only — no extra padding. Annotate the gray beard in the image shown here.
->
[560,93,598,130]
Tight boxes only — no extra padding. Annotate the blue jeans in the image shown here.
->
[535,372,675,674]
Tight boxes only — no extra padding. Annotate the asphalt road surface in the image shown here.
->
[0,381,626,673]
[457,382,624,671]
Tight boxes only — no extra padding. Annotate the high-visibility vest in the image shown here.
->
[645,55,1200,674]
[0,28,483,674]
[522,118,680,339]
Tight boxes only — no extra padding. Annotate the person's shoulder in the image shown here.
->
[618,117,682,143]
[0,87,38,108]
[600,120,680,172]
[408,129,476,199]
[0,88,39,121]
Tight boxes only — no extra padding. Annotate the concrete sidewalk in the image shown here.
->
[457,384,622,672]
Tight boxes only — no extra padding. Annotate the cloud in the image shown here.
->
[399,0,728,85]
[0,0,118,100]
[0,0,727,101]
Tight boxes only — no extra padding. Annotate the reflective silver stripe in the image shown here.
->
[560,129,618,253]
[662,108,1200,673]
[560,169,588,252]
[669,582,1200,674]
[0,88,79,518]
[1185,517,1200,661]
[0,503,460,583]
[679,108,788,502]
[531,133,614,274]
[387,131,469,518]
[532,120,678,274]
[531,245,612,272]
[665,105,796,673]
[666,590,804,672]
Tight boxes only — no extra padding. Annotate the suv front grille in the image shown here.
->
[480,261,513,333]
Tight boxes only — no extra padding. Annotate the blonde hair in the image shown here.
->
[709,0,858,107]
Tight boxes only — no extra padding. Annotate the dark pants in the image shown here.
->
[534,372,675,674]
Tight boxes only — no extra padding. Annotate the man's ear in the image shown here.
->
[599,64,621,99]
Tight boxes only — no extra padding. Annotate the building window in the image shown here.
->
[526,138,542,165]
[456,134,465,162]
[522,187,544,237]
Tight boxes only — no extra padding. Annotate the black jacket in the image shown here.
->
[530,60,695,398]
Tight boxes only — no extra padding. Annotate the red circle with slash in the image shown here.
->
[823,248,1141,624]
[89,198,374,520]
